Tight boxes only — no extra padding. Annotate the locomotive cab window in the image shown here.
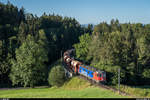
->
[97,74,102,77]
[100,74,102,77]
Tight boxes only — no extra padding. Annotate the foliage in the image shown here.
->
[1,1,150,87]
[48,65,66,87]
[0,1,23,85]
[74,19,150,85]
[142,69,150,79]
[0,2,86,86]
[9,35,48,87]
[73,33,92,63]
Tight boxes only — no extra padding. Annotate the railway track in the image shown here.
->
[63,62,132,96]
[63,49,133,97]
[77,74,132,97]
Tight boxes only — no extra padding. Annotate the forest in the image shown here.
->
[74,20,150,85]
[0,2,150,88]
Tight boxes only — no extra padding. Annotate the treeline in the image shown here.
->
[2,1,150,87]
[0,2,91,87]
[74,19,150,85]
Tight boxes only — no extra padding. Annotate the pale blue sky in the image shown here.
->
[1,0,150,24]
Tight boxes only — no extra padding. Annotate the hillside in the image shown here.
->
[0,77,130,98]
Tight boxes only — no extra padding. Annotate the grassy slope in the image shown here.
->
[112,85,150,98]
[0,77,130,98]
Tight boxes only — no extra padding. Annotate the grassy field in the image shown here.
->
[112,84,150,98]
[0,77,130,98]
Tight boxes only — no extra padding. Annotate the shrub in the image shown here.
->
[48,65,66,87]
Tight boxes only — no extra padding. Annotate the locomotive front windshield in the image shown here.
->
[97,73,102,77]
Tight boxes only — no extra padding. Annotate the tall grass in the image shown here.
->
[112,84,150,98]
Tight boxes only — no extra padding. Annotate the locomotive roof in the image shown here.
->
[80,64,104,72]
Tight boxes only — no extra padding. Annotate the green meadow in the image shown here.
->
[0,77,130,98]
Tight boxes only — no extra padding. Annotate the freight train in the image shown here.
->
[63,49,106,83]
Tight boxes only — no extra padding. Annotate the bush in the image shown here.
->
[48,65,66,87]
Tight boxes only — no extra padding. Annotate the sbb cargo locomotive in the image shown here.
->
[63,49,106,83]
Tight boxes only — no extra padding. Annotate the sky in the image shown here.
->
[0,0,150,24]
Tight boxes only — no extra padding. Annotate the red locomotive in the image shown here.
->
[63,49,106,83]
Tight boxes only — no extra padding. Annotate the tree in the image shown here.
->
[9,34,48,87]
[0,2,22,85]
[18,21,27,44]
[94,22,110,34]
[143,69,150,79]
[48,65,66,87]
[73,33,92,63]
